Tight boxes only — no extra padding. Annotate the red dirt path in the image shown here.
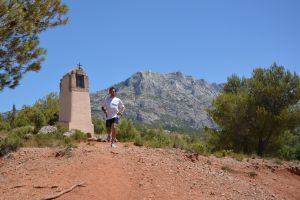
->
[0,142,299,200]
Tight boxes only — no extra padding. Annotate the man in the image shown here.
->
[101,87,125,148]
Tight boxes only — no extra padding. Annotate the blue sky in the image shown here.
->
[1,0,300,112]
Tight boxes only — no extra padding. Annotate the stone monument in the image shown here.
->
[59,65,94,135]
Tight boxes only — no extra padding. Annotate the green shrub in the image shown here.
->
[93,118,105,134]
[117,119,139,142]
[190,143,207,154]
[32,132,66,147]
[139,129,171,148]
[275,130,300,160]
[56,124,69,133]
[0,121,11,131]
[33,92,59,125]
[0,135,21,157]
[189,132,202,143]
[273,158,283,165]
[71,130,87,142]
[11,126,34,138]
[14,106,46,131]
[204,128,222,152]
[214,149,234,158]
[32,110,46,132]
[170,134,188,149]
[232,153,244,161]
[134,135,143,146]
[14,117,30,127]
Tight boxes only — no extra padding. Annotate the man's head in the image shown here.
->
[109,87,116,97]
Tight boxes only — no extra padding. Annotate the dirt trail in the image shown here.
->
[0,142,299,200]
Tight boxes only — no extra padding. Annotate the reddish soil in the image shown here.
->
[0,142,299,200]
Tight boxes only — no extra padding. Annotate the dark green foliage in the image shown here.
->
[14,107,31,127]
[276,129,300,160]
[31,108,46,132]
[1,92,57,132]
[204,128,223,152]
[7,104,17,128]
[189,143,207,154]
[140,129,171,148]
[92,117,105,134]
[0,134,20,156]
[11,92,58,130]
[115,118,208,153]
[208,63,300,157]
[0,122,10,131]
[11,126,34,137]
[71,130,87,142]
[0,125,87,157]
[133,135,143,146]
[0,0,68,90]
[117,118,139,142]
[31,132,64,147]
[0,114,10,131]
[34,92,59,125]
[14,106,46,132]
[170,134,188,149]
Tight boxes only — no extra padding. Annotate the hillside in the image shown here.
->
[1,142,299,200]
[91,71,223,130]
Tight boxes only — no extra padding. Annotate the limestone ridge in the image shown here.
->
[90,71,223,130]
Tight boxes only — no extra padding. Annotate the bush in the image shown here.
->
[141,129,171,148]
[14,106,46,131]
[0,135,21,157]
[32,109,46,132]
[0,121,11,131]
[272,130,300,160]
[0,125,87,157]
[11,126,34,138]
[71,130,87,142]
[134,135,143,146]
[170,134,188,149]
[189,143,207,154]
[93,118,105,134]
[30,131,66,147]
[117,118,139,142]
[204,128,222,152]
[214,150,234,158]
[33,92,59,125]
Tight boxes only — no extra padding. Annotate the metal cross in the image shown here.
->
[77,62,82,69]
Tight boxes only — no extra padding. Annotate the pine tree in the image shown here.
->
[10,104,16,128]
[209,63,300,157]
[0,0,68,90]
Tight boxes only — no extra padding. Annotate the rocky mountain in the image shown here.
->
[90,71,223,131]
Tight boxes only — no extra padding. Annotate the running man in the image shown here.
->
[101,87,125,148]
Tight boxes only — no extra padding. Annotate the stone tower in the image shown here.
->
[59,66,94,135]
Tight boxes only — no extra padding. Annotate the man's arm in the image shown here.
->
[101,100,108,117]
[117,100,125,116]
[118,107,125,116]
[101,106,107,117]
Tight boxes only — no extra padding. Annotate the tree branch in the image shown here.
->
[40,182,86,200]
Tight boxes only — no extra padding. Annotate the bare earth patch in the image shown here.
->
[0,142,299,200]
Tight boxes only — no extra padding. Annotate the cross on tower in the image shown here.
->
[77,62,82,70]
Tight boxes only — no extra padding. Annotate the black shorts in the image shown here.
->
[106,117,119,128]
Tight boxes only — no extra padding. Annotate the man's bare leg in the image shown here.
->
[106,127,111,142]
[111,123,116,147]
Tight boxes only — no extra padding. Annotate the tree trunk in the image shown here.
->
[257,137,264,157]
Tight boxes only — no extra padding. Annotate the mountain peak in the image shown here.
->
[91,71,223,130]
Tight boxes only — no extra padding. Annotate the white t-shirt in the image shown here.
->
[101,96,125,120]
